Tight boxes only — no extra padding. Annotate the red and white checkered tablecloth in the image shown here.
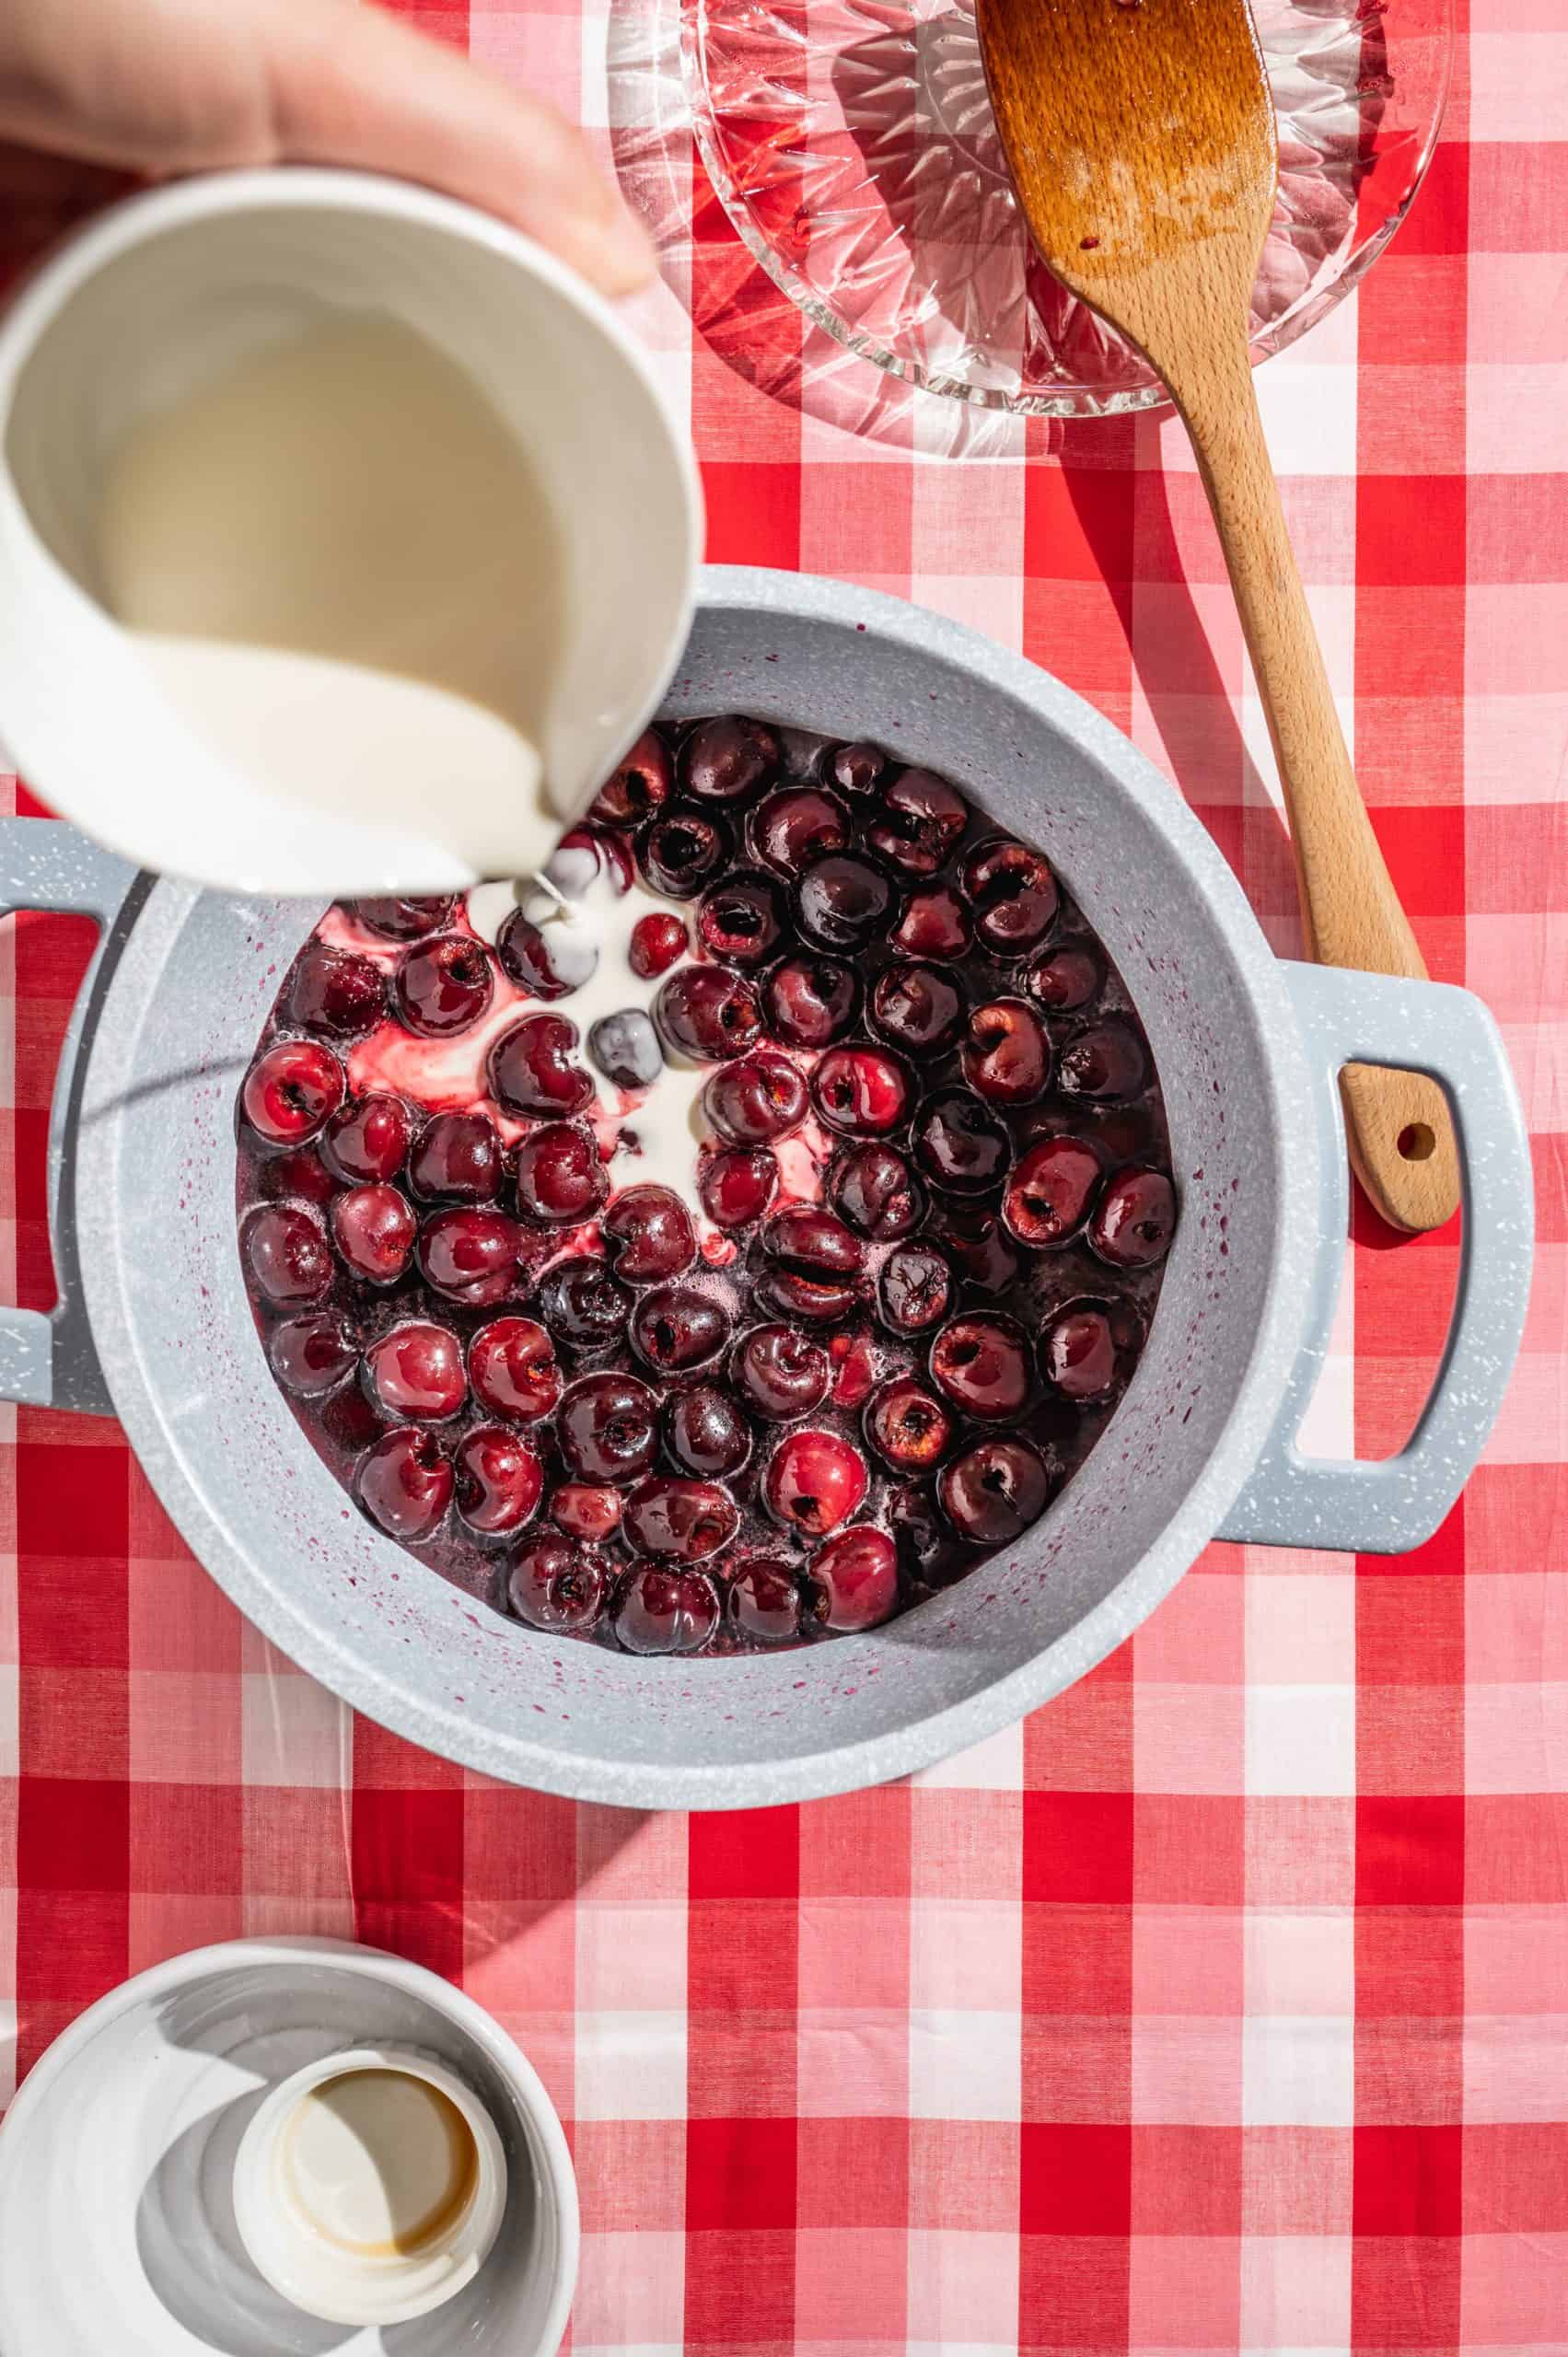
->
[3,0,1566,2349]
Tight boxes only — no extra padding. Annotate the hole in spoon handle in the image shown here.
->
[1342,1062,1461,1234]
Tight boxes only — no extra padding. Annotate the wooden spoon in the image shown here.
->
[975,0,1459,1233]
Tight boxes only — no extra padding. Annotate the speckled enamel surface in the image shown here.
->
[3,570,1532,1807]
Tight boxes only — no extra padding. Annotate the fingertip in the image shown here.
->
[594,207,660,299]
[532,188,658,300]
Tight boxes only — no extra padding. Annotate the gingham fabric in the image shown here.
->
[2,0,1566,2349]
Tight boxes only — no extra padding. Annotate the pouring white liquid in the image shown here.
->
[95,315,574,877]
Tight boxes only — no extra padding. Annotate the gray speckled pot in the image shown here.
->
[0,570,1533,1807]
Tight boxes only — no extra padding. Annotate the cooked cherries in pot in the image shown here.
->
[238,712,1178,1656]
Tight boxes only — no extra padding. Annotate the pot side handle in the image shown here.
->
[1217,962,1533,1553]
[0,819,143,1415]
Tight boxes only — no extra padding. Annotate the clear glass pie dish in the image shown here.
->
[678,0,1452,418]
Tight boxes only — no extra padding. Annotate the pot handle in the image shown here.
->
[0,819,143,1414]
[1217,961,1532,1552]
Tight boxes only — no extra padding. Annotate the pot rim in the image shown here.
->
[75,567,1318,1805]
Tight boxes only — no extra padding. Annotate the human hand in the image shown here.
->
[0,0,655,296]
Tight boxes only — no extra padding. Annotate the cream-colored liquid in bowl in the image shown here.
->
[95,313,572,877]
[281,2068,480,2257]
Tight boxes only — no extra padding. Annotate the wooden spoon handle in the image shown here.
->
[1172,347,1461,1234]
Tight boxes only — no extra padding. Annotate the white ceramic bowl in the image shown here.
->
[0,1938,577,2357]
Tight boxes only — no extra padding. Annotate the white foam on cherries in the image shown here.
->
[470,844,715,1211]
[469,842,829,1229]
[325,842,830,1230]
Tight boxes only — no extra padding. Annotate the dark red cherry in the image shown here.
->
[810,1046,912,1138]
[514,1123,609,1225]
[877,1242,953,1337]
[551,822,633,895]
[408,1110,502,1202]
[508,1536,608,1631]
[959,839,1060,953]
[698,1147,778,1231]
[1040,1305,1120,1399]
[655,967,762,1062]
[703,1052,807,1145]
[890,885,972,963]
[623,1477,738,1562]
[631,1283,730,1372]
[865,1378,953,1472]
[323,1094,411,1184]
[469,1317,562,1422]
[888,1484,963,1585]
[728,1559,804,1643]
[760,1271,861,1326]
[550,1484,622,1543]
[490,1015,595,1118]
[697,872,785,967]
[537,1258,632,1350]
[364,1321,467,1420]
[260,1147,339,1208]
[452,1425,542,1537]
[961,999,1051,1105]
[807,1527,899,1631]
[244,1205,332,1306]
[681,714,779,801]
[866,768,969,876]
[750,785,851,877]
[416,1208,520,1306]
[587,1010,661,1090]
[638,808,730,900]
[1088,1167,1177,1267]
[923,1202,1019,1295]
[766,1206,865,1276]
[494,909,573,1002]
[912,1090,1010,1195]
[331,1184,416,1284]
[764,1428,867,1536]
[319,1382,382,1456]
[830,1143,922,1239]
[1074,1100,1162,1167]
[665,1384,751,1479]
[796,853,895,951]
[1001,1137,1103,1246]
[356,1428,452,1540]
[602,1185,696,1282]
[288,943,384,1039]
[612,1565,720,1655]
[870,963,966,1054]
[349,896,456,941]
[269,1310,357,1397]
[940,1436,1051,1545]
[589,727,673,823]
[929,1313,1032,1421]
[628,910,690,980]
[830,740,885,795]
[393,935,494,1037]
[1027,945,1102,1011]
[559,1372,659,1480]
[1058,1020,1149,1102]
[763,956,859,1049]
[732,1323,831,1422]
[242,1041,345,1145]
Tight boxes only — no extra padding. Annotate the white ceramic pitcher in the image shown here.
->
[0,168,701,895]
